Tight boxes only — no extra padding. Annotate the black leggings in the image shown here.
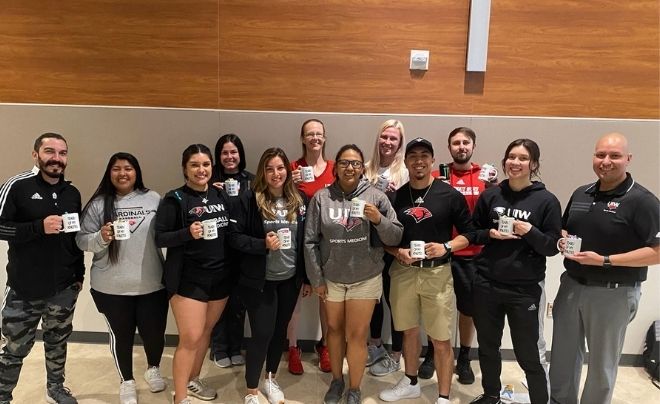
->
[210,290,246,359]
[369,260,403,352]
[244,277,300,389]
[91,288,169,382]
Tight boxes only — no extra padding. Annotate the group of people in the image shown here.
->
[0,122,657,404]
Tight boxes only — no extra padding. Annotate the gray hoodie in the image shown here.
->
[304,179,403,287]
[76,190,164,295]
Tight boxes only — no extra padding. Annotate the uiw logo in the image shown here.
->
[329,208,362,231]
[494,206,531,220]
[188,204,225,217]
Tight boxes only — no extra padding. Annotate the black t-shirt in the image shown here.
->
[392,179,474,246]
[563,173,659,283]
[155,185,230,280]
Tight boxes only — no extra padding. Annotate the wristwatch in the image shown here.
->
[602,255,612,268]
[443,242,452,254]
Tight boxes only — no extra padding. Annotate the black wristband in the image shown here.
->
[603,255,612,268]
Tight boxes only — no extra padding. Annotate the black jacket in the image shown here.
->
[0,169,84,299]
[472,180,562,285]
[228,189,309,292]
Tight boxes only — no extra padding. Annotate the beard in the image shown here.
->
[38,157,66,179]
[451,151,472,164]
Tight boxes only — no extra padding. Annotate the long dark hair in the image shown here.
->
[213,133,247,180]
[82,152,148,264]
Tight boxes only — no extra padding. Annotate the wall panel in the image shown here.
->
[0,0,218,107]
[0,1,657,118]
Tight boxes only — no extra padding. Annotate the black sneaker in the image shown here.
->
[418,355,435,379]
[455,358,475,384]
[469,394,502,404]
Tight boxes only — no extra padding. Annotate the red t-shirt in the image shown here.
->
[291,158,335,199]
[432,162,486,257]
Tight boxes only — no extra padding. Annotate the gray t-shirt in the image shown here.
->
[263,197,297,281]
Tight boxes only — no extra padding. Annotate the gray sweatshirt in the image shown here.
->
[304,179,403,287]
[76,190,164,295]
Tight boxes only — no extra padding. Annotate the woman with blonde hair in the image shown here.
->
[364,119,408,192]
[364,119,409,377]
[228,147,309,404]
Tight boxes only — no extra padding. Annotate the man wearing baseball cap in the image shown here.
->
[379,138,475,404]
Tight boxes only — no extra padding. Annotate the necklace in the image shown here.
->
[199,188,209,204]
[409,181,433,207]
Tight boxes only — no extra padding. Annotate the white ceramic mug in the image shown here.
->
[350,198,366,218]
[112,220,131,240]
[202,218,218,240]
[301,166,315,183]
[478,163,499,182]
[375,175,389,192]
[225,179,239,196]
[61,213,81,233]
[498,215,515,235]
[410,240,426,259]
[557,235,582,256]
[277,228,292,249]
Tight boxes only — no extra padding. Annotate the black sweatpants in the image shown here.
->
[91,288,169,382]
[472,274,548,404]
[369,259,403,352]
[210,290,246,359]
[244,277,300,389]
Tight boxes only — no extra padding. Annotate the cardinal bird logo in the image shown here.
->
[404,207,432,223]
[335,216,362,231]
[188,207,206,217]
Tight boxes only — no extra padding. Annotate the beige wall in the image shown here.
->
[0,104,658,355]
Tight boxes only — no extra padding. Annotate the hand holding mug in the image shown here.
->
[363,202,382,224]
[212,181,224,190]
[513,220,532,236]
[396,247,418,265]
[43,215,63,234]
[189,221,204,239]
[489,228,519,240]
[100,222,114,242]
[265,231,280,250]
[291,168,302,184]
[424,242,446,259]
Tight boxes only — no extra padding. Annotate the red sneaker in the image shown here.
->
[288,346,304,375]
[316,344,331,373]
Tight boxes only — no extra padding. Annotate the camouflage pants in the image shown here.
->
[0,284,79,402]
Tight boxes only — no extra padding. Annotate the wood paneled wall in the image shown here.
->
[0,0,657,118]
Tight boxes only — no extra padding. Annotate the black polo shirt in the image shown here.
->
[562,173,659,283]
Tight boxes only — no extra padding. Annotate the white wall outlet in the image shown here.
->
[410,50,430,71]
[547,302,553,318]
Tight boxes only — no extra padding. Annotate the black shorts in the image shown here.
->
[178,270,232,302]
[450,256,477,316]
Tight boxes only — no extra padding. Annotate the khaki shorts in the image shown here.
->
[389,260,455,341]
[325,274,383,302]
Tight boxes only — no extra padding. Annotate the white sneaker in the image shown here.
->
[119,380,137,404]
[437,398,451,404]
[144,366,167,393]
[261,373,285,404]
[244,393,260,404]
[379,376,421,402]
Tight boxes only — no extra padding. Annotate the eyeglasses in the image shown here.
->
[337,159,364,169]
[304,132,325,138]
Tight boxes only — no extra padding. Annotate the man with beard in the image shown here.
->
[379,138,475,404]
[0,133,83,404]
[421,127,498,383]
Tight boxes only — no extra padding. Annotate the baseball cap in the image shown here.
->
[405,137,434,157]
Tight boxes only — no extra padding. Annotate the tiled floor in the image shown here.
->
[9,342,660,403]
